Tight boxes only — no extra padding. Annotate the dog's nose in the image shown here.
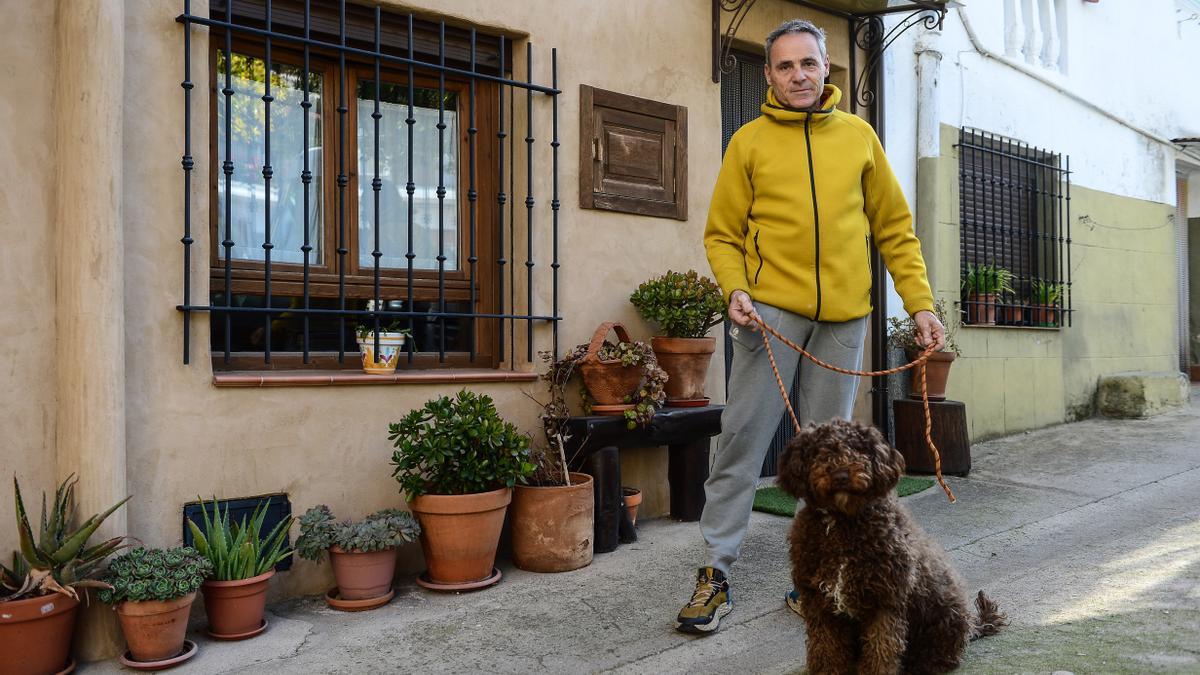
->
[832,469,850,485]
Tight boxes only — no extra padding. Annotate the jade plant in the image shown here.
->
[97,547,212,605]
[629,270,727,338]
[1,474,130,601]
[186,497,293,581]
[294,505,421,561]
[389,389,536,499]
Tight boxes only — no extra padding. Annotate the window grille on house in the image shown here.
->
[958,127,1072,328]
[177,0,560,369]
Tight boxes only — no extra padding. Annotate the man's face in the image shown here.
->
[764,32,830,110]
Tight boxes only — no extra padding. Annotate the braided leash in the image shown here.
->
[752,315,956,503]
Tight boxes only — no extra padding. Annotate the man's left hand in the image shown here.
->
[913,310,945,352]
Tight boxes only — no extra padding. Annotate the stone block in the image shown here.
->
[1096,371,1189,418]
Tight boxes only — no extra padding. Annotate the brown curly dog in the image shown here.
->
[777,419,1006,675]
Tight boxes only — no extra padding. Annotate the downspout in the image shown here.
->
[914,29,944,293]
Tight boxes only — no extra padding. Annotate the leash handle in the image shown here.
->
[752,315,956,503]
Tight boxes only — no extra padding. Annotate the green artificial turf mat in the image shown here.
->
[752,477,936,517]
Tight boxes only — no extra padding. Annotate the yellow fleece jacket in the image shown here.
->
[704,85,934,322]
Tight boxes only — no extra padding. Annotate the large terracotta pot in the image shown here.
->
[651,336,715,404]
[408,487,511,584]
[0,592,79,675]
[115,592,196,663]
[965,293,997,325]
[511,473,594,573]
[329,546,397,600]
[201,569,273,639]
[906,350,956,401]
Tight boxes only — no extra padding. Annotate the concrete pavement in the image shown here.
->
[84,387,1200,674]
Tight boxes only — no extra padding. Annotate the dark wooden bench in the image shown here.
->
[564,405,724,553]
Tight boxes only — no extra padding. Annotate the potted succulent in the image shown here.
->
[99,547,211,667]
[886,298,961,401]
[187,497,293,640]
[357,299,411,375]
[961,263,1013,325]
[295,505,420,610]
[390,389,535,590]
[1030,279,1064,327]
[629,270,727,406]
[0,475,129,675]
[549,323,668,429]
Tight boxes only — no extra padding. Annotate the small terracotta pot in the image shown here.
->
[329,546,397,600]
[906,350,956,401]
[201,569,273,638]
[511,473,594,573]
[115,592,196,663]
[622,486,643,526]
[0,592,78,675]
[1031,304,1059,327]
[408,487,511,585]
[965,293,996,325]
[651,336,716,404]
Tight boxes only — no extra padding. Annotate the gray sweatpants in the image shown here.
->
[701,301,868,575]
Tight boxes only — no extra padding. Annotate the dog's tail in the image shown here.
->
[968,590,1008,640]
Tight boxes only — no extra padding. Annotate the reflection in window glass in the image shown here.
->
[216,52,324,265]
[356,83,459,271]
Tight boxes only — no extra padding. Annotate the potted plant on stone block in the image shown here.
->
[886,298,961,401]
[549,323,668,429]
[1030,279,1064,327]
[0,475,129,675]
[961,263,1013,325]
[99,547,211,668]
[629,270,727,406]
[390,389,535,591]
[294,505,420,611]
[357,299,411,375]
[187,497,293,640]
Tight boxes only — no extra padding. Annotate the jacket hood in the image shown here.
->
[761,84,841,123]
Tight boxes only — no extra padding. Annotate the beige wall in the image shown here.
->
[0,4,58,556]
[920,124,1178,441]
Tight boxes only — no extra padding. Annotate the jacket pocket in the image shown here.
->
[728,324,763,352]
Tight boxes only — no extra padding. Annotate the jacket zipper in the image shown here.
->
[753,230,764,285]
[805,114,822,320]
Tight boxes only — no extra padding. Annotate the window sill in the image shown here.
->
[959,324,1062,331]
[213,369,539,387]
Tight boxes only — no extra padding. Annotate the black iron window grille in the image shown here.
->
[177,0,561,369]
[957,127,1072,328]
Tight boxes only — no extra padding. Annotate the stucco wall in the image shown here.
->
[0,4,58,556]
[923,125,1177,441]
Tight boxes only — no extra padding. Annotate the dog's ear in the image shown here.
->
[777,425,816,500]
[863,424,904,492]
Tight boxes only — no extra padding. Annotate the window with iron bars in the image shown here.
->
[177,0,561,370]
[958,127,1072,328]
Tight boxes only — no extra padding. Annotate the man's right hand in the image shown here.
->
[728,290,760,328]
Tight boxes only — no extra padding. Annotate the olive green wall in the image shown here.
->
[916,124,1179,441]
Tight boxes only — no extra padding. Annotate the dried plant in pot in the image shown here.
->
[630,270,727,406]
[295,506,420,609]
[390,389,535,589]
[886,299,961,401]
[961,263,1014,325]
[187,497,293,640]
[1,475,129,675]
[99,547,211,665]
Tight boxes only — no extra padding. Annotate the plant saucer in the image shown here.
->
[324,587,394,611]
[117,640,197,671]
[206,619,267,641]
[416,567,502,592]
[666,397,710,408]
[590,403,635,416]
[54,658,76,675]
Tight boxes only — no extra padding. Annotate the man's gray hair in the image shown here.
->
[764,19,827,65]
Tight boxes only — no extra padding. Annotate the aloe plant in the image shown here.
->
[1,474,130,601]
[187,497,293,581]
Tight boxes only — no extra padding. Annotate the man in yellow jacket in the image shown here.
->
[675,19,945,635]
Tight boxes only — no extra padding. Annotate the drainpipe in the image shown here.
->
[914,28,944,295]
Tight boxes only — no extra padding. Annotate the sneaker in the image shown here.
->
[785,589,803,616]
[675,567,732,634]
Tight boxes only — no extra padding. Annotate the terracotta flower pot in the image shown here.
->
[965,293,997,325]
[578,322,643,407]
[328,546,397,600]
[1031,304,1059,327]
[0,592,79,675]
[115,592,196,663]
[622,486,643,526]
[511,473,594,573]
[651,336,715,405]
[201,569,273,639]
[408,487,511,585]
[906,350,956,401]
